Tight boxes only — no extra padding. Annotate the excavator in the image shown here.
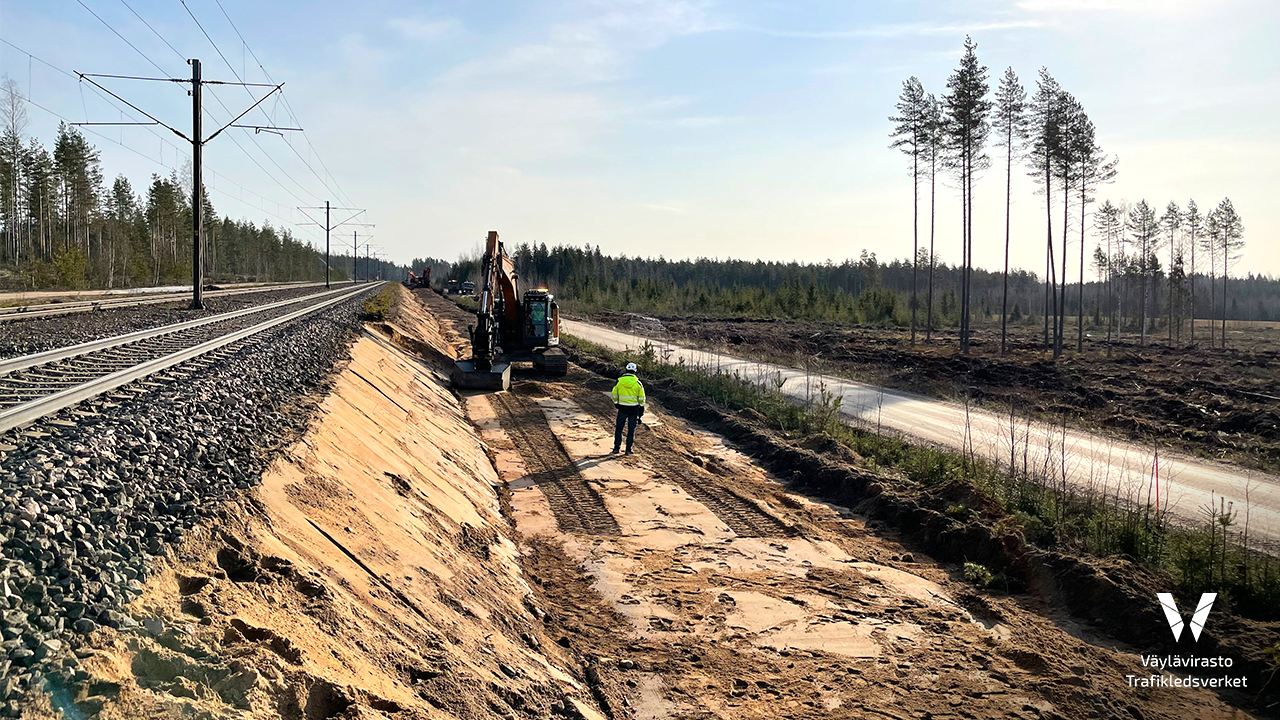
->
[451,231,568,390]
[404,266,431,289]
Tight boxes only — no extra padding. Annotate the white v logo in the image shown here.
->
[1157,593,1216,641]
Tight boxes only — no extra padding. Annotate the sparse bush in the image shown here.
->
[963,562,995,587]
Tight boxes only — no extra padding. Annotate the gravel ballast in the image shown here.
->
[0,285,340,361]
[0,286,379,716]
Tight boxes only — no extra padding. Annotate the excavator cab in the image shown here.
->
[451,231,568,391]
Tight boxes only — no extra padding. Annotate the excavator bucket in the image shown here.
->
[451,360,511,391]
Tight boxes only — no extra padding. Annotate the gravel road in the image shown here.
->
[564,318,1280,549]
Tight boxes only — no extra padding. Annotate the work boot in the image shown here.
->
[625,449,634,455]
[611,447,621,454]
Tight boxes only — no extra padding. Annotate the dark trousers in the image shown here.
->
[614,406,640,451]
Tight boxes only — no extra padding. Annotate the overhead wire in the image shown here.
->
[59,1,330,223]
[0,37,325,246]
[210,0,357,209]
[184,0,354,210]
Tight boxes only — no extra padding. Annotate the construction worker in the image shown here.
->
[611,362,646,455]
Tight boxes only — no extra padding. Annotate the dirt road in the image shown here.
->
[563,319,1280,548]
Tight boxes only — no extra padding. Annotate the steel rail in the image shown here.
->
[0,281,330,321]
[0,282,381,434]
[0,285,358,376]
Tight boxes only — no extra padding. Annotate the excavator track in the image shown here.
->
[572,389,795,538]
[491,393,620,535]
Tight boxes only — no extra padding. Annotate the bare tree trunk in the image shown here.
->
[927,155,936,342]
[911,151,918,346]
[1189,226,1196,345]
[1001,132,1012,355]
[1043,165,1053,350]
[1078,178,1086,352]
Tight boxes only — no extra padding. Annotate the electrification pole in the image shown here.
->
[298,205,368,287]
[191,59,204,308]
[73,63,297,308]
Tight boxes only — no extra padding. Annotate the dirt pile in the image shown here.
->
[37,291,609,719]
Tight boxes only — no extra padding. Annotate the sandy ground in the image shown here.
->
[562,318,1280,549]
[393,290,1247,720]
[41,285,606,719]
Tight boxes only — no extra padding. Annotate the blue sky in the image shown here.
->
[2,0,1277,275]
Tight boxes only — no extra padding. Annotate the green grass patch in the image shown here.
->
[361,286,396,321]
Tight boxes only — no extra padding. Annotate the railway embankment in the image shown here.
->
[5,285,606,719]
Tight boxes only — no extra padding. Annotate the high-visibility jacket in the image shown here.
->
[611,373,646,407]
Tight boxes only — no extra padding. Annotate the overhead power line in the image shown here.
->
[0,37,322,242]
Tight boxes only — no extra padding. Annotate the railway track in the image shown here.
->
[0,281,329,321]
[491,392,621,535]
[0,283,381,434]
[572,389,794,538]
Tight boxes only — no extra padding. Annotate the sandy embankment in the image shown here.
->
[43,284,605,719]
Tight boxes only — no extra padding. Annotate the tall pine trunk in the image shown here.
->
[927,155,936,342]
[1001,125,1012,355]
[1189,225,1196,345]
[911,151,918,346]
[1077,178,1086,352]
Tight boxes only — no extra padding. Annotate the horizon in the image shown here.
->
[1,0,1276,278]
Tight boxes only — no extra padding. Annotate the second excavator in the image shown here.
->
[451,231,568,391]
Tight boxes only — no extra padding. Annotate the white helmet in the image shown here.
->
[625,362,638,373]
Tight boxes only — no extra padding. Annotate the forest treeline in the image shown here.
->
[447,242,1280,329]
[890,37,1251,353]
[1,80,347,291]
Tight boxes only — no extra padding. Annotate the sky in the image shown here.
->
[1,0,1277,277]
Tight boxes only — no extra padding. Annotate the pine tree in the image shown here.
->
[943,36,992,355]
[1094,200,1123,352]
[1160,201,1182,344]
[889,77,928,346]
[922,93,943,341]
[1028,68,1063,351]
[1202,207,1220,346]
[1214,198,1244,348]
[993,67,1028,356]
[1183,200,1203,345]
[1127,200,1161,345]
[1071,107,1115,352]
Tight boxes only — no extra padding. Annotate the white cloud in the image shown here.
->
[437,0,725,88]
[750,20,1047,39]
[387,17,461,42]
[1015,0,1205,10]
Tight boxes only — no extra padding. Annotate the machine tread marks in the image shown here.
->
[492,393,620,535]
[572,390,795,538]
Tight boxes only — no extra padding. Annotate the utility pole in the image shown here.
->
[298,205,369,288]
[191,59,204,308]
[74,63,298,308]
[353,230,358,284]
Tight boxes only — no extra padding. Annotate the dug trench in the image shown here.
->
[417,288,1267,719]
